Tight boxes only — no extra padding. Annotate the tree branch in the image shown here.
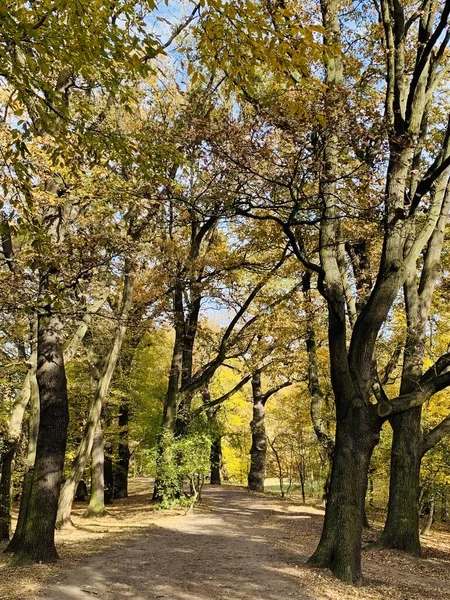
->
[190,374,252,419]
[422,414,450,456]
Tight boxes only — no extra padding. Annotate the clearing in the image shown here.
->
[1,483,450,600]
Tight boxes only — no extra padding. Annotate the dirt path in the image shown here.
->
[26,486,450,600]
[37,488,311,600]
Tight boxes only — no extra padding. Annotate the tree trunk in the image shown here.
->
[114,402,130,499]
[0,296,102,536]
[298,458,306,504]
[210,437,222,485]
[0,449,14,540]
[379,407,422,553]
[10,311,69,565]
[83,424,106,518]
[269,439,285,498]
[56,266,134,528]
[308,406,380,585]
[421,494,435,536]
[4,370,39,554]
[104,443,114,505]
[0,323,38,541]
[153,284,184,503]
[441,493,449,522]
[248,372,267,493]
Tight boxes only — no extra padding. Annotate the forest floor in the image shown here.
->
[1,481,450,600]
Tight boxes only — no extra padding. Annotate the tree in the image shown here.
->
[56,260,135,528]
[248,369,291,492]
[9,181,70,565]
[380,175,450,553]
[199,0,450,584]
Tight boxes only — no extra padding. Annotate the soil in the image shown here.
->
[1,481,450,600]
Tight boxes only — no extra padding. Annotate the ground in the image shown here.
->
[1,480,450,600]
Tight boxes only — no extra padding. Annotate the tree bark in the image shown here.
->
[0,326,37,540]
[104,442,114,505]
[205,396,222,486]
[4,368,39,553]
[210,437,222,485]
[3,293,105,540]
[421,494,435,536]
[380,407,422,552]
[308,406,381,585]
[83,424,106,518]
[10,310,69,565]
[248,372,267,492]
[0,448,14,540]
[298,457,306,504]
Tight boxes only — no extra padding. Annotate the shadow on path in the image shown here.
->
[38,487,317,600]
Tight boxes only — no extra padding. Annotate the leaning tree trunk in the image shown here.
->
[4,370,39,554]
[83,424,106,518]
[248,372,267,492]
[0,325,38,541]
[56,266,134,528]
[10,310,69,565]
[308,405,381,585]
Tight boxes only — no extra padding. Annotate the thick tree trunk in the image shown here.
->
[114,403,130,499]
[379,407,422,553]
[10,312,69,565]
[308,406,380,585]
[0,296,102,536]
[248,372,267,493]
[83,424,106,518]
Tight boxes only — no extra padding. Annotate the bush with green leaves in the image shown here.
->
[155,428,212,509]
